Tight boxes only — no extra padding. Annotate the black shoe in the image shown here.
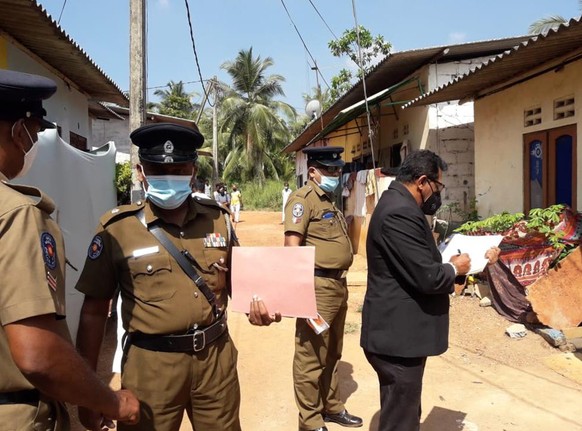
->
[323,410,363,428]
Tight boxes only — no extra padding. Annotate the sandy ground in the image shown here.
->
[72,211,582,431]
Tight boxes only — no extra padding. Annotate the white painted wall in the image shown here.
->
[3,38,91,146]
[474,57,582,217]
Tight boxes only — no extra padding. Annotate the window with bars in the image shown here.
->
[524,106,542,127]
[554,96,575,120]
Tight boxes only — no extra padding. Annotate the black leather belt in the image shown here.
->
[129,313,227,353]
[314,268,346,280]
[0,389,39,406]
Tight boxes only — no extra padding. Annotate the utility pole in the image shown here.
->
[311,61,324,131]
[212,77,219,183]
[129,0,146,203]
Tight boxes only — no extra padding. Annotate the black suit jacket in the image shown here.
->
[360,181,455,358]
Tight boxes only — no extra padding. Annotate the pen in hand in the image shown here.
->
[457,249,462,255]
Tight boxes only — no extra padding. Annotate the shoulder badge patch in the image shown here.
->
[88,235,104,260]
[41,232,57,270]
[292,203,304,218]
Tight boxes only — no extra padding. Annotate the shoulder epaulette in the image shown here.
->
[194,196,230,215]
[295,185,314,199]
[100,201,145,227]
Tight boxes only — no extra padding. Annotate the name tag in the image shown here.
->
[132,246,160,258]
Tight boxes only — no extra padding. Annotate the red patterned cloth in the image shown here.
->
[554,207,582,244]
[498,240,557,287]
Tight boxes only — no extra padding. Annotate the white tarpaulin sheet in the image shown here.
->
[14,129,117,339]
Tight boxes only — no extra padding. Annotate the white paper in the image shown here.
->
[441,234,504,275]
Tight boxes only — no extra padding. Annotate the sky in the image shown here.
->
[40,0,581,115]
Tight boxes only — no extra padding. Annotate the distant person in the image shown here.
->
[215,183,230,209]
[213,182,222,201]
[361,150,499,431]
[0,69,139,431]
[230,184,242,224]
[204,179,212,197]
[281,182,292,223]
[192,178,209,199]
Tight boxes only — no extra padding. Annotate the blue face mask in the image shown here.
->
[144,175,192,209]
[318,174,340,193]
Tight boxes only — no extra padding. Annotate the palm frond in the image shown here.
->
[528,16,567,34]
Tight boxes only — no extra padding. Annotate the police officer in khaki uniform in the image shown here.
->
[75,123,278,431]
[0,70,139,431]
[284,147,363,431]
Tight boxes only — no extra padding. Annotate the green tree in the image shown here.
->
[115,162,132,205]
[153,80,198,119]
[529,0,582,34]
[328,26,391,101]
[219,48,295,183]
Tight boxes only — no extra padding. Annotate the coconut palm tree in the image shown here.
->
[529,0,582,34]
[219,48,295,183]
[153,80,199,119]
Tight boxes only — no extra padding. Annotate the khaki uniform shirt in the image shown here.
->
[0,172,66,393]
[75,197,234,335]
[284,180,353,270]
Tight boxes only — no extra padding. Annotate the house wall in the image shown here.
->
[474,57,582,217]
[92,116,130,153]
[1,37,91,147]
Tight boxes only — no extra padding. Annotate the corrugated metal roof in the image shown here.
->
[307,77,417,146]
[100,104,201,128]
[0,0,127,106]
[284,35,530,153]
[404,17,582,108]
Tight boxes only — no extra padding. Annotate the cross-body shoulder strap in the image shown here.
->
[135,209,218,313]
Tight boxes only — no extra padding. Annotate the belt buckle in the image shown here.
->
[193,330,206,352]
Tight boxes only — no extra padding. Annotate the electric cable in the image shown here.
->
[307,0,338,40]
[183,0,213,107]
[279,0,331,91]
[351,0,379,201]
[57,0,68,24]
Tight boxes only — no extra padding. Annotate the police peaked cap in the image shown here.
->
[303,146,345,167]
[131,122,204,164]
[0,69,57,130]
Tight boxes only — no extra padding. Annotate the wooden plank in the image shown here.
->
[527,247,582,329]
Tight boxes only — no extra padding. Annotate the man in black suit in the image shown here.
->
[361,150,481,431]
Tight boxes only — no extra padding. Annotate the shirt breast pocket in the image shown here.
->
[313,209,342,238]
[127,253,175,302]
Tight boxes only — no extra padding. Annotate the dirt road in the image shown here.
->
[77,211,582,431]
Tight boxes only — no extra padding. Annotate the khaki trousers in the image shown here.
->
[120,332,241,431]
[0,397,69,431]
[293,276,348,430]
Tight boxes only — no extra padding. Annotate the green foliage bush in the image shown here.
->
[237,179,289,211]
[455,204,576,264]
[115,162,132,205]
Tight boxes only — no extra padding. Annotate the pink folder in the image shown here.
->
[230,246,317,318]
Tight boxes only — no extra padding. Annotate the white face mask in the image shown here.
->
[12,122,39,178]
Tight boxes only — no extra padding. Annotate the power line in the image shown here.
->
[279,0,331,91]
[57,0,67,24]
[146,79,209,91]
[183,0,213,107]
[351,0,378,200]
[307,0,338,40]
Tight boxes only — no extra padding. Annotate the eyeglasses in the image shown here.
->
[317,165,342,174]
[431,179,446,193]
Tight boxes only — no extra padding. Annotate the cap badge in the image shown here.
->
[164,155,174,163]
[163,140,174,154]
